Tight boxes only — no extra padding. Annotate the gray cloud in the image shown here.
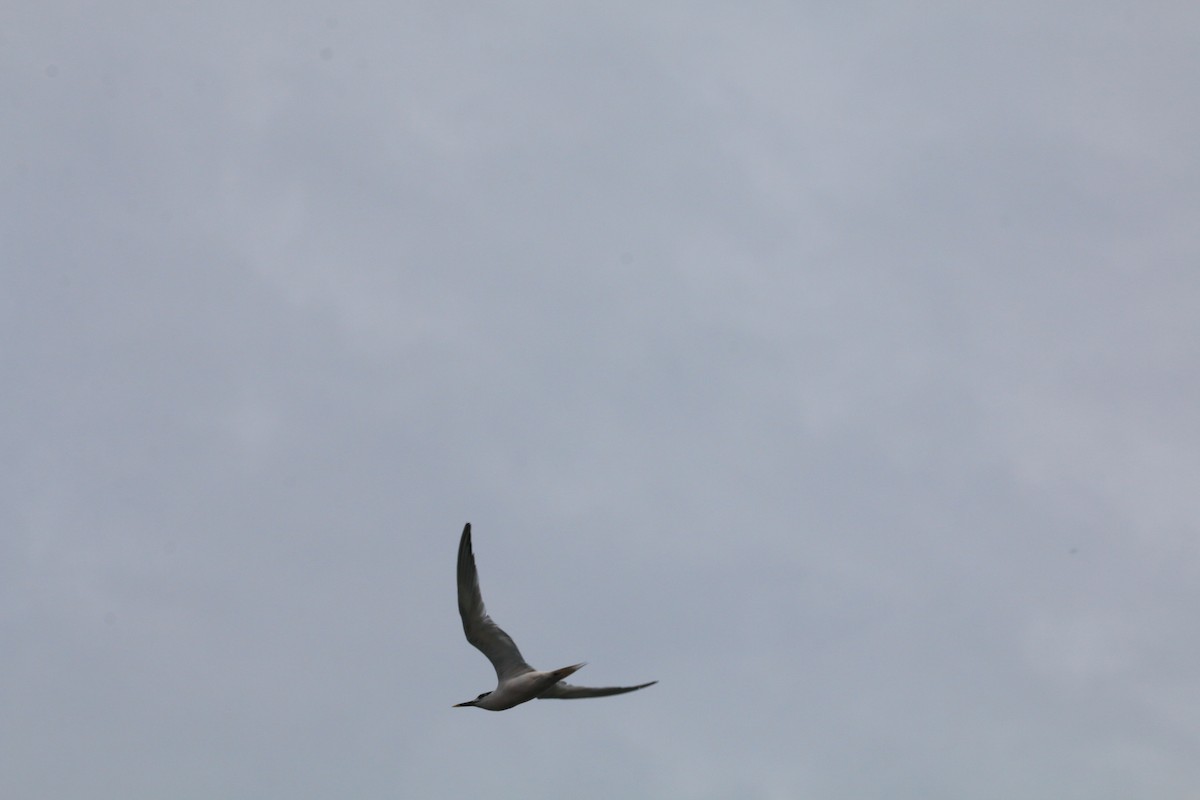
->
[4,2,1198,798]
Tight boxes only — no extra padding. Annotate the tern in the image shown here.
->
[453,523,657,711]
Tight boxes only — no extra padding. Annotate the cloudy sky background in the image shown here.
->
[4,2,1199,797]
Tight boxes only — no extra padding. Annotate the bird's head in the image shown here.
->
[453,691,491,708]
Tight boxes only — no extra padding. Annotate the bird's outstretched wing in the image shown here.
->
[537,680,658,700]
[457,523,534,681]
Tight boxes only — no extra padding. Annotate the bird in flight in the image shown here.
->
[453,522,657,711]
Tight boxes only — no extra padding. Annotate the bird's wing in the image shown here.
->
[457,523,534,681]
[537,680,658,700]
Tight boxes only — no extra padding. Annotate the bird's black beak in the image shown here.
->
[453,700,476,708]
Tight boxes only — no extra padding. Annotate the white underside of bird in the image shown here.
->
[453,523,657,711]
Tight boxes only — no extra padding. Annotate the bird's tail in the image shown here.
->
[551,662,586,680]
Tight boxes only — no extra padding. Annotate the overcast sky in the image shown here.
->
[4,2,1199,798]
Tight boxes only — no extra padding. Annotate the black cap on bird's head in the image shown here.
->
[453,691,491,708]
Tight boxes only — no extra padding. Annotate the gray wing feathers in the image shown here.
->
[537,680,658,700]
[457,524,534,681]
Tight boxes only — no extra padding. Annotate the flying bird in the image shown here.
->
[453,522,657,711]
